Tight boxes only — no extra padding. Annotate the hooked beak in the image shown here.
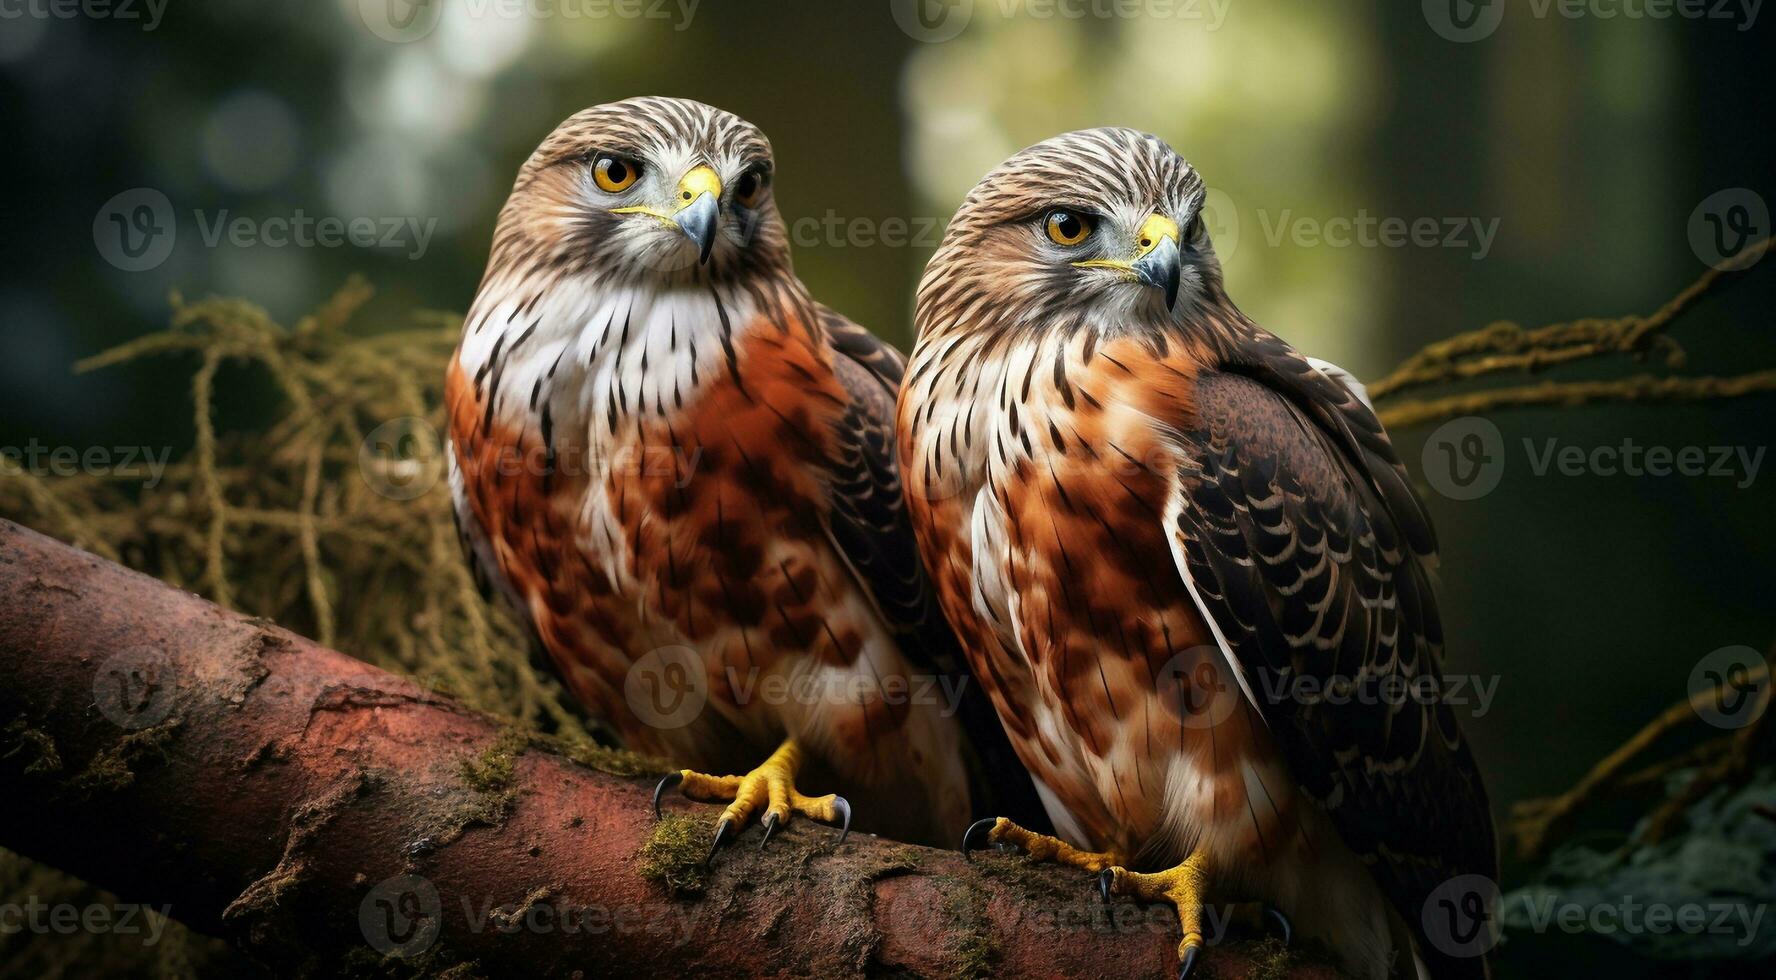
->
[1133,233,1181,311]
[673,165,721,264]
[1130,213,1181,311]
[1072,212,1182,311]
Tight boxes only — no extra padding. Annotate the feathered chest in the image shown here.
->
[447,281,850,646]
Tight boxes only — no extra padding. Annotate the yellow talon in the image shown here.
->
[960,816,1124,872]
[651,738,851,858]
[1100,852,1214,978]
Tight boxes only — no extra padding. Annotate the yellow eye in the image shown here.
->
[592,155,641,193]
[1044,209,1093,246]
[734,167,769,209]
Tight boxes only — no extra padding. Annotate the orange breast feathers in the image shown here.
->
[446,315,899,750]
[900,335,1289,852]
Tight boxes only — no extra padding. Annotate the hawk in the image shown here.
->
[445,97,1037,853]
[897,129,1496,979]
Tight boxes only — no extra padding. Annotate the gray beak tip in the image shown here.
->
[1134,236,1182,311]
[674,191,720,265]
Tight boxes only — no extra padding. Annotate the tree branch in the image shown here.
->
[0,518,1332,979]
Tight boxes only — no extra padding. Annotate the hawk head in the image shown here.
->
[919,128,1224,341]
[491,96,790,284]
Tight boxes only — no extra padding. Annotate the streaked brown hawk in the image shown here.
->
[446,97,1039,853]
[897,128,1496,979]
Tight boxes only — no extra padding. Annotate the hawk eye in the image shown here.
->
[592,154,641,193]
[734,167,769,208]
[1044,209,1093,246]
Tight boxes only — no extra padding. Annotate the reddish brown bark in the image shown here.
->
[0,518,1330,978]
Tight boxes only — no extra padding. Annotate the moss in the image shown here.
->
[65,720,181,797]
[638,813,713,898]
[1240,936,1296,980]
[939,879,998,980]
[458,728,527,795]
[2,718,62,775]
[524,730,672,778]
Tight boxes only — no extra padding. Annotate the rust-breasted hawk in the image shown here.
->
[446,97,1039,852]
[897,128,1496,979]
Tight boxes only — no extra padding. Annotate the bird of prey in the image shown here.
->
[897,129,1496,979]
[445,97,1037,852]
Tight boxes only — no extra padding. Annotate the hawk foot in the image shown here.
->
[651,738,850,863]
[1098,853,1217,979]
[959,816,1121,873]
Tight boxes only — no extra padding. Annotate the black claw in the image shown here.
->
[652,771,683,819]
[1097,868,1116,903]
[704,818,733,866]
[960,817,999,862]
[1177,944,1200,980]
[759,812,780,850]
[831,796,851,845]
[1265,905,1293,946]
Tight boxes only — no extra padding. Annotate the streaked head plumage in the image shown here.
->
[919,128,1223,341]
[489,96,789,284]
